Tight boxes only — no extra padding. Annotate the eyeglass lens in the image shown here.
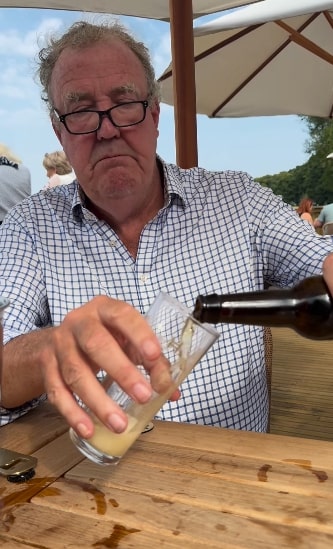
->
[64,102,146,133]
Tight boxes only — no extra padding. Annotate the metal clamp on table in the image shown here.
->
[0,448,38,482]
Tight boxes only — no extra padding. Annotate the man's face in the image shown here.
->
[50,39,160,215]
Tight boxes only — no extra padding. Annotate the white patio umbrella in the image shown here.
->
[0,1,258,20]
[159,0,333,119]
[0,0,260,167]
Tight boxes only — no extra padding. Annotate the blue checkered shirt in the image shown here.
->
[0,159,332,430]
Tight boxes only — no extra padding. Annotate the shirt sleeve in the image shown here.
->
[244,179,333,287]
[316,207,326,224]
[0,209,50,425]
[0,212,51,344]
[0,395,47,427]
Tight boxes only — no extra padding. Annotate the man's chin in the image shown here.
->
[98,174,136,200]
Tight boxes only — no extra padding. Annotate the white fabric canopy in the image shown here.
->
[0,0,258,20]
[195,0,333,32]
[159,0,333,119]
[0,0,260,167]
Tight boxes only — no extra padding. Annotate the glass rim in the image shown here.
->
[150,292,220,339]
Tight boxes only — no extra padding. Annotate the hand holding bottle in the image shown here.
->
[323,253,333,299]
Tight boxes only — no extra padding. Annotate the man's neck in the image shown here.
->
[84,163,165,258]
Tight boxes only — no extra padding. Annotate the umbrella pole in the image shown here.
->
[169,0,198,168]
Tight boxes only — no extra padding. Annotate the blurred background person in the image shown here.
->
[296,197,314,226]
[0,143,31,225]
[314,202,333,233]
[43,150,75,189]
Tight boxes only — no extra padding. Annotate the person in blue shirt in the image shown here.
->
[0,20,333,440]
[314,203,333,231]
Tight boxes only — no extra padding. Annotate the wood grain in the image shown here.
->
[270,328,333,441]
[1,386,333,548]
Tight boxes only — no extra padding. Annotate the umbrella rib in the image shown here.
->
[158,25,262,82]
[276,18,333,66]
[324,10,333,29]
[212,12,332,117]
[193,25,262,63]
[324,7,333,118]
[211,29,294,117]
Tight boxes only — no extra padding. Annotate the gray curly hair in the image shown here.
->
[36,20,161,115]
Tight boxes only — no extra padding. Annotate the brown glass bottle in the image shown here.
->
[193,276,333,340]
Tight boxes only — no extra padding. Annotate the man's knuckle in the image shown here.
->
[81,331,108,355]
[47,385,61,405]
[62,362,84,390]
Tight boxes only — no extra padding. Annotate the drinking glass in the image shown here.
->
[69,292,219,465]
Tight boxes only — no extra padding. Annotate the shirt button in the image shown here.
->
[140,274,148,283]
[109,240,117,247]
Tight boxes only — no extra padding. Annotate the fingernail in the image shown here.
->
[132,382,152,402]
[142,339,160,357]
[107,413,128,433]
[77,422,91,438]
[153,370,172,393]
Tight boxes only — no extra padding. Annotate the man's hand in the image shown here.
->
[323,254,333,296]
[3,296,179,439]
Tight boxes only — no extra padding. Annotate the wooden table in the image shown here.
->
[1,402,333,548]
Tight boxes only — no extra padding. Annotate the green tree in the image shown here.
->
[256,117,333,205]
[301,117,333,157]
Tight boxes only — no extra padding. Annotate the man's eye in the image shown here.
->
[118,99,136,104]
[70,106,93,113]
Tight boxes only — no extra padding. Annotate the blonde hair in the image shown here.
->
[36,20,161,115]
[43,150,72,175]
[0,143,21,164]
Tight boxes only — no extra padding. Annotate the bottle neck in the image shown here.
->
[193,276,333,340]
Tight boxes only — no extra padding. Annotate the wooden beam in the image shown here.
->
[169,0,198,167]
[276,19,333,65]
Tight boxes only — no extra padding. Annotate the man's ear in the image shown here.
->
[51,117,62,144]
[150,101,160,139]
[151,101,160,127]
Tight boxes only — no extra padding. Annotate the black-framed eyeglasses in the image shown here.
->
[57,100,149,135]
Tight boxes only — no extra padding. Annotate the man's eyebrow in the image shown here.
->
[63,91,90,107]
[63,84,140,108]
[111,84,139,96]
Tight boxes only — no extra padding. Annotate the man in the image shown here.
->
[0,21,332,439]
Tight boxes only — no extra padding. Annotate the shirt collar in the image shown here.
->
[158,156,187,208]
[71,156,188,220]
[71,184,87,221]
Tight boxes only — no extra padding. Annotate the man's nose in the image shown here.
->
[96,113,121,140]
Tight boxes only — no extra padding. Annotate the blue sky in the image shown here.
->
[0,7,309,194]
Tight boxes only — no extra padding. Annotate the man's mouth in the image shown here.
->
[96,154,127,163]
